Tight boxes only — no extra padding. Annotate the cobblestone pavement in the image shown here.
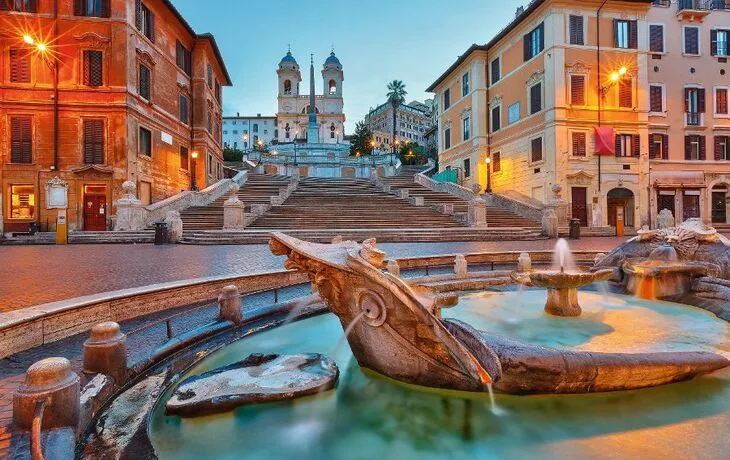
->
[0,239,632,313]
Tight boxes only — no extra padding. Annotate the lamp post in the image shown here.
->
[485,156,492,193]
[370,139,376,167]
[293,131,299,166]
[242,133,249,159]
[191,151,199,191]
[391,140,399,166]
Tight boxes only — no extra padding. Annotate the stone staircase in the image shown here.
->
[178,174,292,231]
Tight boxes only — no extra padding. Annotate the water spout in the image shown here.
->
[331,311,367,359]
[553,239,576,273]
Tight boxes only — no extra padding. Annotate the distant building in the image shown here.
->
[365,100,433,149]
[223,114,277,151]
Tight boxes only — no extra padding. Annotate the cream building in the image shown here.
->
[365,100,433,148]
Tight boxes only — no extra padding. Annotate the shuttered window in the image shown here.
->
[135,1,155,41]
[83,50,103,87]
[711,30,729,57]
[685,135,705,161]
[684,27,700,55]
[74,0,110,17]
[650,134,669,160]
[9,49,31,83]
[176,41,192,75]
[530,83,542,114]
[207,110,213,133]
[715,136,729,161]
[649,25,664,53]
[572,132,586,157]
[716,88,728,115]
[207,64,213,88]
[569,15,584,45]
[443,89,451,109]
[523,23,545,61]
[463,159,471,178]
[531,137,543,163]
[444,128,451,149]
[491,105,501,132]
[492,152,501,172]
[614,20,637,49]
[3,0,36,12]
[570,75,585,105]
[139,63,151,100]
[180,146,189,170]
[179,94,189,124]
[490,58,500,84]
[619,79,632,108]
[139,127,152,157]
[685,88,705,113]
[215,80,221,102]
[83,120,104,164]
[10,117,32,164]
[615,134,639,158]
[650,85,663,112]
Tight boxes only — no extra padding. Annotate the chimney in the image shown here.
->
[516,6,524,17]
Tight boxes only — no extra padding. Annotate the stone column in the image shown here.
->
[223,183,246,230]
[13,357,80,430]
[467,197,487,227]
[218,285,243,325]
[113,181,147,231]
[83,322,127,384]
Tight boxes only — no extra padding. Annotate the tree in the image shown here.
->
[349,121,375,156]
[399,142,425,165]
[223,147,244,162]
[386,80,407,152]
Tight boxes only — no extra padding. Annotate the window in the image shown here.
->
[716,136,729,161]
[10,117,32,164]
[649,24,665,53]
[9,49,31,83]
[524,23,544,61]
[650,134,669,160]
[572,132,586,157]
[616,133,640,158]
[508,102,520,124]
[444,127,451,149]
[207,110,213,133]
[180,146,189,170]
[619,79,632,108]
[74,0,109,17]
[685,87,705,125]
[463,158,471,178]
[684,26,700,55]
[215,80,222,102]
[207,64,213,88]
[139,127,152,157]
[529,82,542,114]
[83,50,103,87]
[444,89,451,110]
[712,30,729,57]
[253,124,259,133]
[614,20,637,49]
[207,154,213,175]
[83,120,104,164]
[491,105,501,132]
[650,85,664,113]
[462,116,470,141]
[9,185,35,220]
[136,2,155,41]
[492,152,501,172]
[569,15,584,45]
[2,0,37,12]
[531,137,543,163]
[491,58,501,84]
[138,63,151,100]
[179,94,189,124]
[175,41,192,75]
[570,75,586,105]
[717,88,729,115]
[462,73,469,97]
[685,135,705,161]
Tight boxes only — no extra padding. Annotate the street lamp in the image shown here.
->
[370,139,377,167]
[191,151,199,191]
[485,156,492,193]
[293,131,299,165]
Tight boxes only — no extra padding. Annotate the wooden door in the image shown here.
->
[711,192,727,223]
[571,187,588,227]
[683,194,700,221]
[83,194,107,231]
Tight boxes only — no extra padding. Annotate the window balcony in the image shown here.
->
[686,112,702,126]
[677,0,714,19]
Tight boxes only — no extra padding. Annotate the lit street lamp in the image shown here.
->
[370,139,377,167]
[191,151,199,191]
[485,156,492,193]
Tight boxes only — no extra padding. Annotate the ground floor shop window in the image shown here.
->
[9,185,35,219]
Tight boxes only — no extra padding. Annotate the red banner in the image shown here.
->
[594,127,615,156]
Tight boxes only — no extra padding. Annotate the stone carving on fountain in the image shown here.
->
[269,232,729,395]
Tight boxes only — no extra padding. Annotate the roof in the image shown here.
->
[160,0,232,86]
[425,0,653,92]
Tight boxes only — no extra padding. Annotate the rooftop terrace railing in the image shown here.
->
[677,0,730,10]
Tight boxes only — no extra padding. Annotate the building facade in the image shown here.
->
[0,0,230,232]
[276,50,345,144]
[223,114,277,151]
[365,100,433,149]
[429,0,730,229]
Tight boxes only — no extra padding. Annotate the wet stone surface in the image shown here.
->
[166,353,339,417]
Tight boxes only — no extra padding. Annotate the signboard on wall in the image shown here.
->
[161,132,173,145]
[45,176,68,209]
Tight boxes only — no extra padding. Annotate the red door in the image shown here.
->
[571,187,588,227]
[84,194,107,231]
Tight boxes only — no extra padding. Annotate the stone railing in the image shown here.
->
[484,190,544,224]
[415,170,476,202]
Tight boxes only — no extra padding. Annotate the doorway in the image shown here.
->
[711,189,727,224]
[83,185,107,231]
[682,191,701,221]
[607,188,635,227]
[571,187,588,227]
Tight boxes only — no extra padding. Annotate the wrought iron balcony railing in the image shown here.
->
[686,112,702,126]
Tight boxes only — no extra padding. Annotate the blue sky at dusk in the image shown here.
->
[172,0,525,131]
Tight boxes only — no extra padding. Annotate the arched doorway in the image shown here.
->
[607,188,635,227]
[711,185,728,223]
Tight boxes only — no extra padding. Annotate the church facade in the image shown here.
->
[276,51,346,144]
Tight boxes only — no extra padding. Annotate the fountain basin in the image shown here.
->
[623,259,708,300]
[512,269,614,317]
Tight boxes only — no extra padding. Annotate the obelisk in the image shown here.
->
[307,54,319,144]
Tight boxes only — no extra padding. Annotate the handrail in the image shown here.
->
[31,398,48,460]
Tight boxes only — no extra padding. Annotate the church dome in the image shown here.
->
[279,51,299,70]
[323,52,342,70]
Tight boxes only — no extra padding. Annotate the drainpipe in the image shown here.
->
[53,0,59,171]
[486,50,491,194]
[596,0,609,193]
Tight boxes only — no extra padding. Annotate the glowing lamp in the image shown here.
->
[36,43,47,52]
[23,35,35,45]
[191,151,199,159]
[619,66,628,76]
[610,72,620,82]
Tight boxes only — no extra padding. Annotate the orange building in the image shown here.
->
[0,0,231,232]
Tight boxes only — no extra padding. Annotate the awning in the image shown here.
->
[594,127,615,156]
[651,171,706,188]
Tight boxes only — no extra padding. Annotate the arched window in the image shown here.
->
[284,80,292,95]
[329,79,337,95]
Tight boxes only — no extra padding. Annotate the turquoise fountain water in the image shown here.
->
[149,291,730,460]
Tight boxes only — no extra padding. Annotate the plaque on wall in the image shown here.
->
[45,176,69,209]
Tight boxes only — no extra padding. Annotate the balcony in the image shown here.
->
[676,0,715,20]
[686,112,702,126]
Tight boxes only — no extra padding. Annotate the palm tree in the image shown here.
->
[386,80,407,163]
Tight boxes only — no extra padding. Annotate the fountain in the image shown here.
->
[511,239,614,317]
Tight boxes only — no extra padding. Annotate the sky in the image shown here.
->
[172,0,526,131]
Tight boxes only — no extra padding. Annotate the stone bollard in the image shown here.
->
[398,189,409,200]
[165,211,183,243]
[468,198,487,227]
[413,196,425,206]
[331,235,344,244]
[542,208,559,238]
[517,252,532,272]
[14,357,80,431]
[83,322,127,384]
[386,259,400,277]
[218,285,243,325]
[113,180,146,231]
[442,203,454,215]
[223,184,246,230]
[454,254,468,279]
